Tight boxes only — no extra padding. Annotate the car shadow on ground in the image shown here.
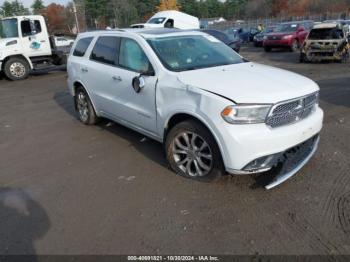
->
[53,90,278,189]
[53,90,169,170]
[0,187,50,259]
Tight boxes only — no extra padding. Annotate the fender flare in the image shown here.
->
[162,110,228,168]
[1,54,33,70]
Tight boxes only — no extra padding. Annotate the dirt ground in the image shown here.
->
[0,45,349,255]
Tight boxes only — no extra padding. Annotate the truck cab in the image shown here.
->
[0,15,68,80]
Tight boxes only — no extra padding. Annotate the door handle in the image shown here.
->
[112,76,122,81]
[81,68,88,73]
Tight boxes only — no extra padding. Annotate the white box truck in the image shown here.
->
[131,10,200,30]
[0,15,70,80]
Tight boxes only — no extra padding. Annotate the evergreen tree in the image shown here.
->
[1,0,29,16]
[31,0,45,15]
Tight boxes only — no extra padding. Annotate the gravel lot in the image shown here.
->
[0,46,349,255]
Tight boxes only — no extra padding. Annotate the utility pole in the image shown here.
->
[72,1,80,33]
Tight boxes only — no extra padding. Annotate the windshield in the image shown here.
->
[147,17,166,24]
[147,35,244,72]
[308,28,344,40]
[0,18,19,38]
[275,23,298,33]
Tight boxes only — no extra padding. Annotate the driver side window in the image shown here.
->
[119,38,153,73]
[21,20,42,37]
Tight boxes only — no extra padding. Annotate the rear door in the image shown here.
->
[81,36,122,115]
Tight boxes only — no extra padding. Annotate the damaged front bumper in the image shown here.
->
[302,41,349,61]
[228,134,320,190]
[304,49,344,61]
[265,135,319,190]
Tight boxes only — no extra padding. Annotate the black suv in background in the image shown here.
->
[200,29,241,53]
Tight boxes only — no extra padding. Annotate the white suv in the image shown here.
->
[67,29,324,189]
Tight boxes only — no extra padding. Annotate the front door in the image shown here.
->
[108,37,158,134]
[20,18,51,57]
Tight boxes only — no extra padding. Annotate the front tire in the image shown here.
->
[165,120,224,182]
[4,57,30,81]
[75,87,98,125]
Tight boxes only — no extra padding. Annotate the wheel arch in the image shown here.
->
[163,112,226,167]
[1,54,33,71]
[72,81,99,116]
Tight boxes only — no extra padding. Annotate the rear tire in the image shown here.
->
[75,87,99,125]
[4,57,30,81]
[165,120,225,182]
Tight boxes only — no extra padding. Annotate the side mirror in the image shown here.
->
[132,75,146,93]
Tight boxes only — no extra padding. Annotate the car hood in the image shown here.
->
[177,62,319,104]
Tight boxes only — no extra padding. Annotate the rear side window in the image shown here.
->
[73,37,93,57]
[90,36,120,65]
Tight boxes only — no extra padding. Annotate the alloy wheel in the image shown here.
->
[77,92,89,122]
[172,132,213,177]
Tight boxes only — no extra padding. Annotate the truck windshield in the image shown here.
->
[147,35,244,72]
[147,17,166,24]
[0,18,19,38]
[308,28,344,40]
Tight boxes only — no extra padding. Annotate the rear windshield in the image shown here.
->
[264,27,275,34]
[308,28,344,40]
[73,37,93,57]
[275,24,298,32]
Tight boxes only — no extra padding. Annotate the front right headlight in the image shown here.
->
[221,104,272,124]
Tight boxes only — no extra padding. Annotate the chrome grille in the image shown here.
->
[266,93,318,128]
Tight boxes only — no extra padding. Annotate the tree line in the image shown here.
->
[1,0,349,33]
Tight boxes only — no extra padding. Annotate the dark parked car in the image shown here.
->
[263,21,314,52]
[253,26,276,47]
[225,27,250,43]
[249,27,261,42]
[201,29,241,53]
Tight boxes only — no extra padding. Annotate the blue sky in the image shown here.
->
[0,0,69,8]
